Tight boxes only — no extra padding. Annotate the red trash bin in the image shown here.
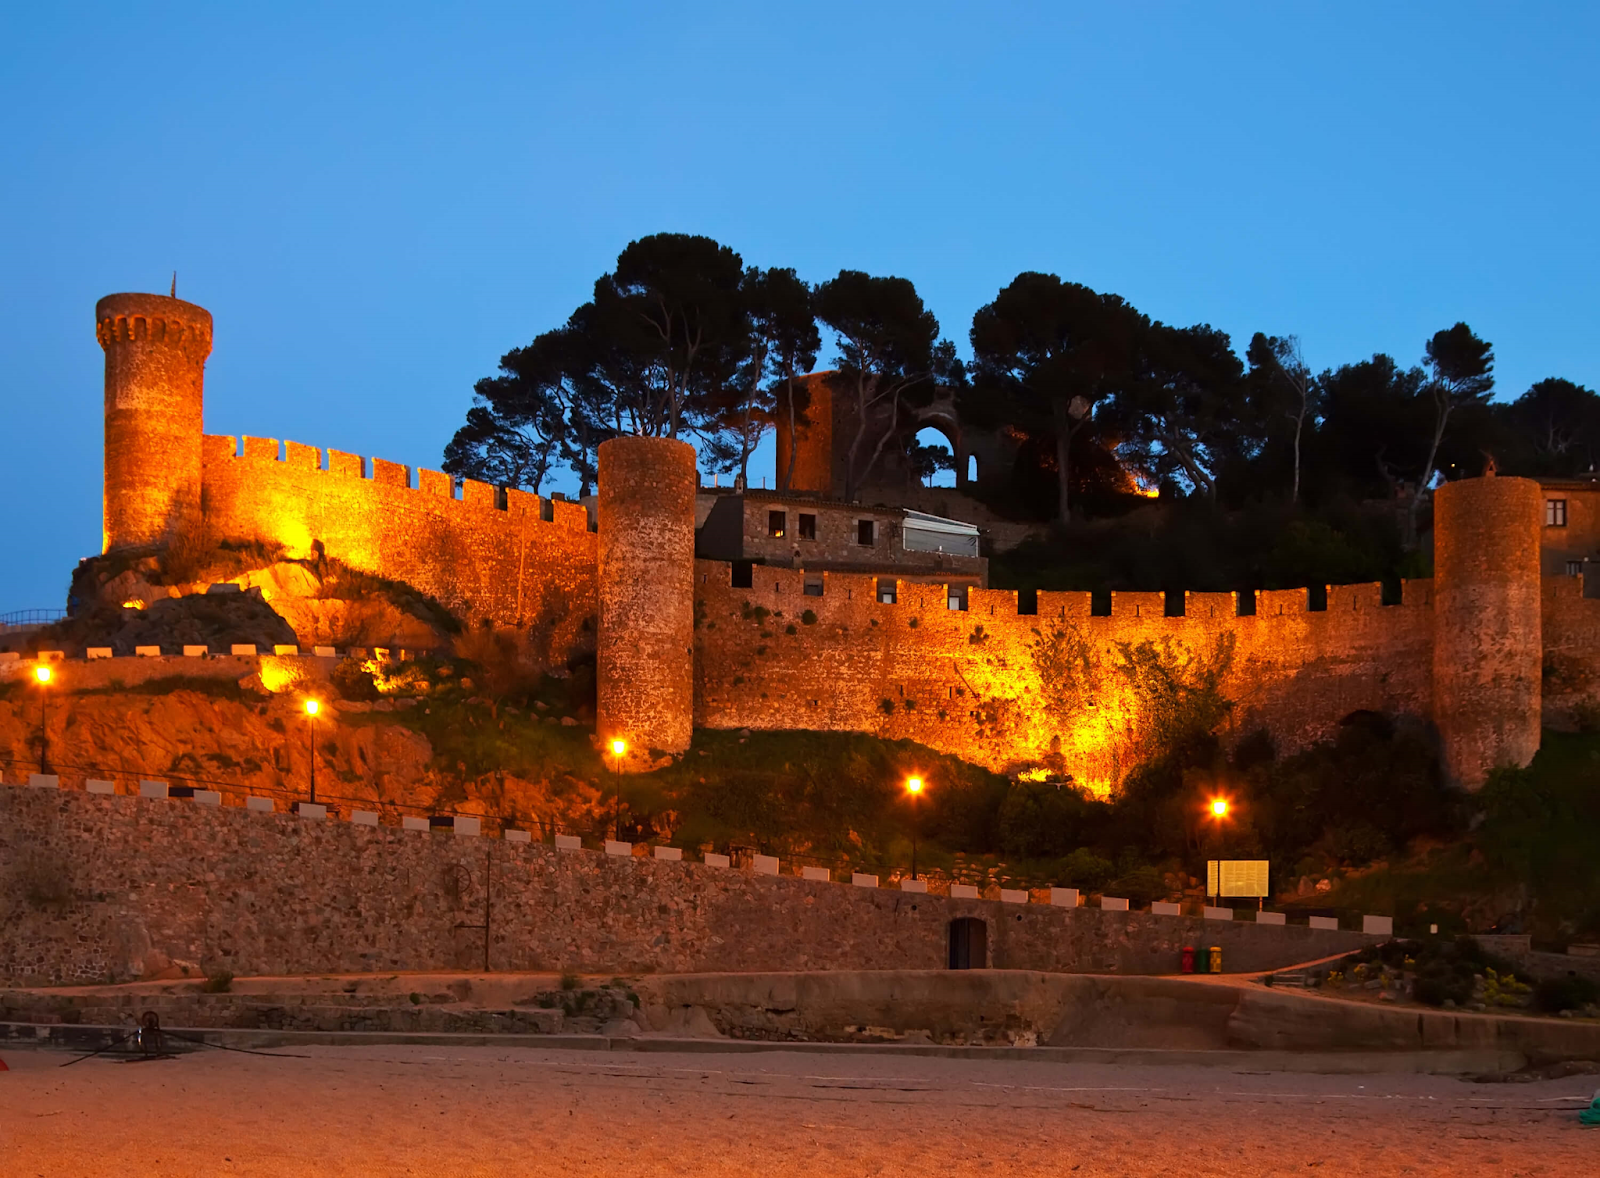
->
[1180,945,1195,973]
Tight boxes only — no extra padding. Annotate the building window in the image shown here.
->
[1547,499,1568,527]
[877,578,897,604]
[768,510,786,538]
[803,577,824,597]
[857,519,876,546]
[1568,560,1585,578]
[798,513,816,540]
[947,586,968,611]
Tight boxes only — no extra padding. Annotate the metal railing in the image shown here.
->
[0,608,65,633]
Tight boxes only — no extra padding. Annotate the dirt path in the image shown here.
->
[1,1045,1593,1176]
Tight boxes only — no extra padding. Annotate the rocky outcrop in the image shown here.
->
[20,590,298,657]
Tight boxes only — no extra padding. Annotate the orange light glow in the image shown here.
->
[120,599,146,610]
[304,699,320,717]
[611,739,627,757]
[1210,798,1229,818]
[34,664,52,685]
[906,775,924,795]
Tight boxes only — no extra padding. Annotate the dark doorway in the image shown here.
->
[948,917,987,969]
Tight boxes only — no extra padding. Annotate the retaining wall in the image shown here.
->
[0,785,1375,987]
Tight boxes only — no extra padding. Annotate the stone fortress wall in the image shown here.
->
[692,569,1438,794]
[199,433,597,656]
[92,291,1597,792]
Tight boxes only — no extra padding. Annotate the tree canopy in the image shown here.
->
[449,238,1595,550]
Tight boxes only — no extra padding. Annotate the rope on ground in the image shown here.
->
[58,1031,134,1068]
[158,1028,312,1059]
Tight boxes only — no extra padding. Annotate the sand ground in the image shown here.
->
[0,1045,1594,1176]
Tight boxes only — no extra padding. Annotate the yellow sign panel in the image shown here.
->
[1207,859,1269,898]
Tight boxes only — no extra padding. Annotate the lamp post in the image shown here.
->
[304,699,320,807]
[905,775,925,880]
[1207,797,1231,907]
[33,663,53,774]
[609,739,626,841]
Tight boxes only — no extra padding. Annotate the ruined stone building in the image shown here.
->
[90,291,1600,793]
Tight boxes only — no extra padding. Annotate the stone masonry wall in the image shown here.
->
[693,562,1437,790]
[200,436,596,653]
[0,786,1373,987]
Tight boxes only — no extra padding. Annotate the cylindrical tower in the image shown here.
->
[96,292,213,553]
[773,371,835,494]
[1432,474,1543,789]
[596,435,697,766]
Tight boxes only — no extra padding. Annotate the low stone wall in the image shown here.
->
[1,785,1377,987]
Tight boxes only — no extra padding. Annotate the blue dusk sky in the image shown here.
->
[1,3,1596,608]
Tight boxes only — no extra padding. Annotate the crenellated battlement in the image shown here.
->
[204,433,591,531]
[695,558,1433,628]
[95,293,213,358]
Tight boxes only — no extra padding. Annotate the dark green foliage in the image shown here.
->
[1534,974,1599,1013]
[997,778,1111,860]
[646,730,1012,861]
[800,610,817,625]
[1475,731,1600,934]
[1245,711,1461,866]
[991,497,1423,597]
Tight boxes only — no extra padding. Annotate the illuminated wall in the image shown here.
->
[693,564,1436,793]
[200,435,597,655]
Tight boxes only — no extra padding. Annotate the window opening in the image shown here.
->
[798,513,816,540]
[1547,498,1568,527]
[731,561,754,589]
[857,519,876,546]
[768,510,786,538]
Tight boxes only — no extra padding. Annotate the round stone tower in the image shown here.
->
[596,435,697,766]
[96,292,213,553]
[1432,473,1543,789]
[773,371,835,494]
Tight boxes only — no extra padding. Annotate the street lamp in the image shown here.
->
[33,663,53,774]
[609,738,627,841]
[1206,796,1232,906]
[304,699,320,807]
[905,775,925,880]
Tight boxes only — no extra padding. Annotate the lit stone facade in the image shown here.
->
[96,292,1589,789]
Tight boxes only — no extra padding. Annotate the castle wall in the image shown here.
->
[1538,575,1600,730]
[199,436,597,656]
[693,565,1436,790]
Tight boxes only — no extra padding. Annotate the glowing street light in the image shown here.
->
[304,699,321,807]
[1207,796,1233,907]
[33,662,54,773]
[905,775,926,881]
[609,739,627,841]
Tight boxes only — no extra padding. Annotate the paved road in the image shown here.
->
[1,1045,1593,1175]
